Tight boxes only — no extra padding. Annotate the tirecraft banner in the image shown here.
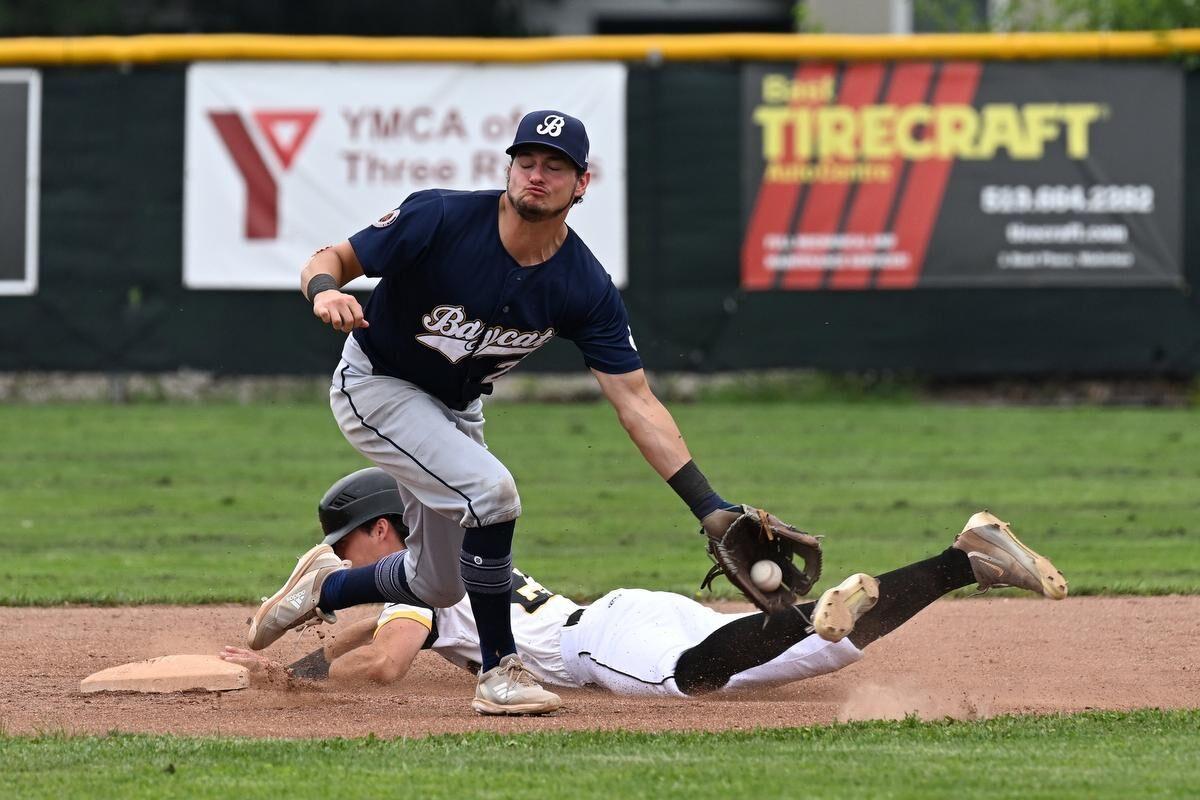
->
[0,69,39,296]
[185,63,627,289]
[740,62,1182,290]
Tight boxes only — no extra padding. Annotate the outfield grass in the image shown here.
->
[1,401,1197,603]
[2,710,1196,799]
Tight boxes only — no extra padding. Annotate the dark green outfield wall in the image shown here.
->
[2,64,1198,376]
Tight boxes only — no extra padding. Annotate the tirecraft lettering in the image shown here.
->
[753,102,1107,162]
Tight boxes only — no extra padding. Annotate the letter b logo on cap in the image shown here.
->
[536,115,565,137]
[507,109,588,170]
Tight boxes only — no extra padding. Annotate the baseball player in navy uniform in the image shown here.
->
[228,469,1067,698]
[247,111,776,715]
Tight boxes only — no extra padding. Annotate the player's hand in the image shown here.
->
[313,290,369,333]
[699,505,742,541]
[219,645,276,678]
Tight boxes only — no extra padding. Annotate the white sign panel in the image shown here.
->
[184,63,627,289]
[0,69,39,297]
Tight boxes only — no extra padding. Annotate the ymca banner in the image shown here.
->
[741,61,1183,290]
[0,69,39,296]
[185,63,627,289]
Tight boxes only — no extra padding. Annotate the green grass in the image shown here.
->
[2,710,1197,799]
[1,402,1197,603]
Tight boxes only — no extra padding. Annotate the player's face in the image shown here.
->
[334,522,405,567]
[506,147,587,222]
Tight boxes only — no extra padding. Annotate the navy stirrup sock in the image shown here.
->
[317,564,380,613]
[318,551,422,613]
[461,521,517,672]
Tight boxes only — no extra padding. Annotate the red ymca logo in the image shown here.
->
[209,110,319,239]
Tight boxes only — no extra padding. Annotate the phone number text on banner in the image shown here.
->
[740,61,1182,290]
[185,63,627,290]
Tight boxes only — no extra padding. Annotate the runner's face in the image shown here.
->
[335,523,404,567]
[506,147,584,221]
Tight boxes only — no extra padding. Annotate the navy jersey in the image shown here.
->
[348,189,641,410]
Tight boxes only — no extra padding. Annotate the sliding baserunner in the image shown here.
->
[228,469,1068,700]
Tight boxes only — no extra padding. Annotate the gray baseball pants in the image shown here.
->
[329,335,521,608]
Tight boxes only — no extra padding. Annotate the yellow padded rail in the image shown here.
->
[1,30,1199,65]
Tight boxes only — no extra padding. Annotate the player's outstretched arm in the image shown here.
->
[591,368,731,525]
[219,617,426,686]
[327,618,427,685]
[591,368,731,523]
[592,368,819,614]
[301,240,369,333]
[591,368,692,479]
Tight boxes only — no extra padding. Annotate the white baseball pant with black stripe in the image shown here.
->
[330,335,520,608]
[559,588,863,697]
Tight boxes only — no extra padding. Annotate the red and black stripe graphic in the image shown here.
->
[741,61,984,291]
[779,62,884,291]
[741,62,837,291]
[829,62,932,290]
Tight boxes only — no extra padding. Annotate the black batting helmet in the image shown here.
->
[318,467,405,546]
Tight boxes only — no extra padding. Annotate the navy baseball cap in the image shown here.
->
[506,110,589,171]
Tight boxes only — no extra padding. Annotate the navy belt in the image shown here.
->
[563,607,585,628]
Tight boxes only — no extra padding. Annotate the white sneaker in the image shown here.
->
[247,544,348,650]
[471,654,562,716]
[812,572,880,643]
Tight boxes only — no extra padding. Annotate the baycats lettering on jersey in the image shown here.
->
[417,305,556,365]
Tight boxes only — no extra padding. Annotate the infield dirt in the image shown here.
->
[2,596,1196,738]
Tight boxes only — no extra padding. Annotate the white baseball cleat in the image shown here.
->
[472,654,562,716]
[953,511,1068,600]
[812,572,880,643]
[247,544,349,650]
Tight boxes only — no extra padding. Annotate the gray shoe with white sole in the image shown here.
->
[953,511,1068,599]
[472,654,562,716]
[247,544,348,650]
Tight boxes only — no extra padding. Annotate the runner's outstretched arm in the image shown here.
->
[221,616,427,686]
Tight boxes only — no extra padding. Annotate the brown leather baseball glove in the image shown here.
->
[699,505,823,615]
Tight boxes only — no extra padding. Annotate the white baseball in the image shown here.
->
[750,559,783,592]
